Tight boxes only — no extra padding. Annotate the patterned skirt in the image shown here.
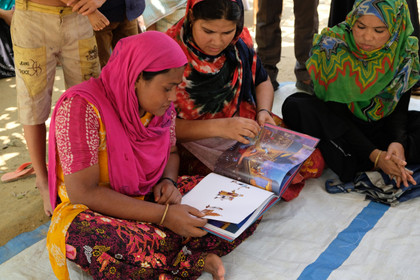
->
[65,176,259,279]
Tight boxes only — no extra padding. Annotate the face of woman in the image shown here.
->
[135,66,185,116]
[352,15,391,52]
[191,18,237,56]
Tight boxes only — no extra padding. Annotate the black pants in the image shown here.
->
[282,92,420,182]
[0,18,14,78]
[255,0,319,84]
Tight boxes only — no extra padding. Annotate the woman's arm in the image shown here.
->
[176,117,260,144]
[64,163,208,237]
[153,145,182,205]
[381,91,415,187]
[255,79,275,126]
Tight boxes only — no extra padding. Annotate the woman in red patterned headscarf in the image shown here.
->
[167,0,324,201]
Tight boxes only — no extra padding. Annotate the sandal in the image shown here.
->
[1,162,36,183]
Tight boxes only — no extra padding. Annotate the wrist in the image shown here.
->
[257,108,272,117]
[160,177,178,188]
[373,150,382,169]
[159,204,170,226]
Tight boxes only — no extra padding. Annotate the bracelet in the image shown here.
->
[160,177,178,188]
[257,108,272,116]
[159,204,169,225]
[374,151,382,169]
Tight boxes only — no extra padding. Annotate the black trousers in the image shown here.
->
[282,92,420,182]
[0,18,14,78]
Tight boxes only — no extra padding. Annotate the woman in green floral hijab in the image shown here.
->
[282,0,420,188]
[309,0,419,121]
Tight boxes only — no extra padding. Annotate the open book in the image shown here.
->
[182,124,319,241]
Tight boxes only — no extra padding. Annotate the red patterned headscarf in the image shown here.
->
[166,0,267,121]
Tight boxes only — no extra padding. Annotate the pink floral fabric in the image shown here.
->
[55,96,177,175]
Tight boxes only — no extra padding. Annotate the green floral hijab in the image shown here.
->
[307,0,420,121]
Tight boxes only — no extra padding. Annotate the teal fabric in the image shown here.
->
[0,0,14,10]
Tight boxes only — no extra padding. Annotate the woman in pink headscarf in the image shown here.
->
[46,31,256,280]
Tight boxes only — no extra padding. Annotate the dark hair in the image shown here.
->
[191,0,243,38]
[137,69,171,82]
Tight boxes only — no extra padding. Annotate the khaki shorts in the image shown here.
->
[11,0,100,125]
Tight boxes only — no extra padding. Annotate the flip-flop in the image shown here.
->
[1,162,36,183]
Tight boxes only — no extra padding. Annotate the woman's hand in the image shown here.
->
[153,180,182,205]
[163,204,208,237]
[218,117,261,144]
[256,110,276,126]
[384,142,416,187]
[374,144,416,187]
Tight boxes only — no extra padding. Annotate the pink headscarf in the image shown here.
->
[48,31,187,209]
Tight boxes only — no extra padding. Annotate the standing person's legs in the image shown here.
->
[94,17,138,68]
[255,0,283,90]
[327,0,354,27]
[0,15,14,78]
[293,0,318,92]
[60,12,100,85]
[94,22,119,68]
[111,17,139,49]
[11,3,72,216]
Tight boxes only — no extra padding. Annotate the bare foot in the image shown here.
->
[204,253,225,280]
[36,176,53,217]
[87,10,110,31]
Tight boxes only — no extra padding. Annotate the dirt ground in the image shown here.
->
[0,0,333,246]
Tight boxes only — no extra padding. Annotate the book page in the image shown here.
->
[181,173,275,224]
[214,125,319,195]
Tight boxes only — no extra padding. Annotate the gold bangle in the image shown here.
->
[159,204,169,226]
[374,151,382,169]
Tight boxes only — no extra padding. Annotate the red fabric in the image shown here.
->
[166,0,259,121]
[281,148,325,201]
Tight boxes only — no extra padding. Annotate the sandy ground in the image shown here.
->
[0,0,332,246]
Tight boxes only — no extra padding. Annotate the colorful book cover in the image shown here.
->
[182,125,319,241]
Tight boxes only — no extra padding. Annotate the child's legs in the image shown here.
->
[110,18,139,48]
[11,5,66,215]
[94,22,119,68]
[59,12,100,88]
[11,6,60,125]
[94,18,138,68]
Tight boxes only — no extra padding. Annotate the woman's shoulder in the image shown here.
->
[57,95,100,120]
